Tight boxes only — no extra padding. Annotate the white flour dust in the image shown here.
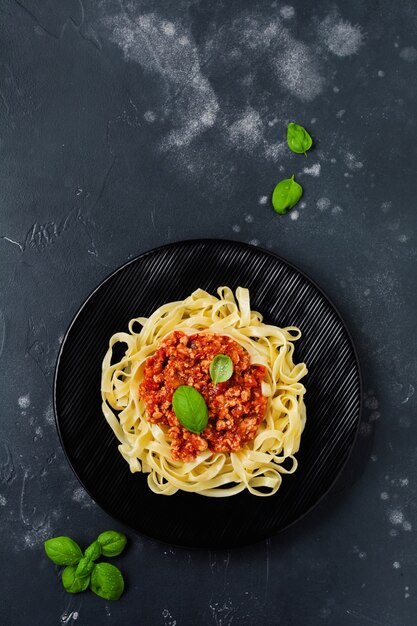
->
[102,12,219,149]
[228,108,263,151]
[274,39,324,101]
[280,6,295,20]
[72,486,94,508]
[400,47,417,62]
[317,197,331,211]
[344,152,364,170]
[302,163,321,177]
[318,13,364,57]
[18,395,30,409]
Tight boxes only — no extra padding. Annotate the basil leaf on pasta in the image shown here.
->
[172,386,208,434]
[210,354,233,384]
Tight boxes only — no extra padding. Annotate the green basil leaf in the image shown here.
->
[90,562,125,601]
[287,122,313,155]
[272,175,303,215]
[62,566,90,594]
[44,536,83,566]
[97,531,127,557]
[210,354,233,385]
[84,540,102,561]
[172,385,208,434]
[75,556,95,577]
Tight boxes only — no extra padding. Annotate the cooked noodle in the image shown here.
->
[101,287,307,496]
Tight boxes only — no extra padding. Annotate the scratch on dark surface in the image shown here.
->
[0,443,16,484]
[26,317,54,387]
[1,236,23,251]
[14,0,100,52]
[346,609,393,625]
[13,0,64,40]
[0,62,23,115]
[19,468,34,526]
[1,207,80,255]
[0,90,10,115]
[91,156,116,212]
[0,310,5,358]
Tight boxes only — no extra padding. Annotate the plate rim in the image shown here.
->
[53,238,363,548]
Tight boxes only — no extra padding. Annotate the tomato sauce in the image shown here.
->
[139,331,267,461]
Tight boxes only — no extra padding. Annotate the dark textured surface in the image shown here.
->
[1,0,416,624]
[55,240,361,547]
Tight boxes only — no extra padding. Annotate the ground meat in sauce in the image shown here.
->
[139,330,267,461]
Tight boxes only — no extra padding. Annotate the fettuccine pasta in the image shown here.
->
[101,287,307,497]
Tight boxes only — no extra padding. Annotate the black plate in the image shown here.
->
[54,240,361,548]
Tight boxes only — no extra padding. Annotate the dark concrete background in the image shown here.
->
[1,0,416,624]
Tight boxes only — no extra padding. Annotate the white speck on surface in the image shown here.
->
[232,224,241,233]
[399,478,409,487]
[400,46,417,62]
[364,288,371,296]
[73,613,79,621]
[381,201,391,213]
[318,13,364,57]
[333,86,340,93]
[390,529,398,537]
[0,495,6,506]
[248,238,260,246]
[331,205,343,215]
[405,593,410,599]
[398,234,409,243]
[259,196,268,205]
[144,110,156,123]
[161,21,175,36]
[72,486,94,508]
[290,210,299,221]
[44,403,54,425]
[244,214,254,223]
[317,197,331,211]
[18,395,30,409]
[393,561,401,569]
[371,454,377,462]
[403,521,412,531]
[378,70,385,77]
[280,5,295,19]
[228,108,263,151]
[388,509,404,526]
[358,551,367,560]
[302,163,321,177]
[336,109,346,118]
[344,152,364,170]
[161,608,177,625]
[380,492,389,500]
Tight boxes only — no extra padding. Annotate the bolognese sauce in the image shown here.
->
[139,331,267,461]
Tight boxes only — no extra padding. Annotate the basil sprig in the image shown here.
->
[287,122,313,155]
[44,530,127,601]
[272,175,303,214]
[172,385,208,434]
[210,354,233,385]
